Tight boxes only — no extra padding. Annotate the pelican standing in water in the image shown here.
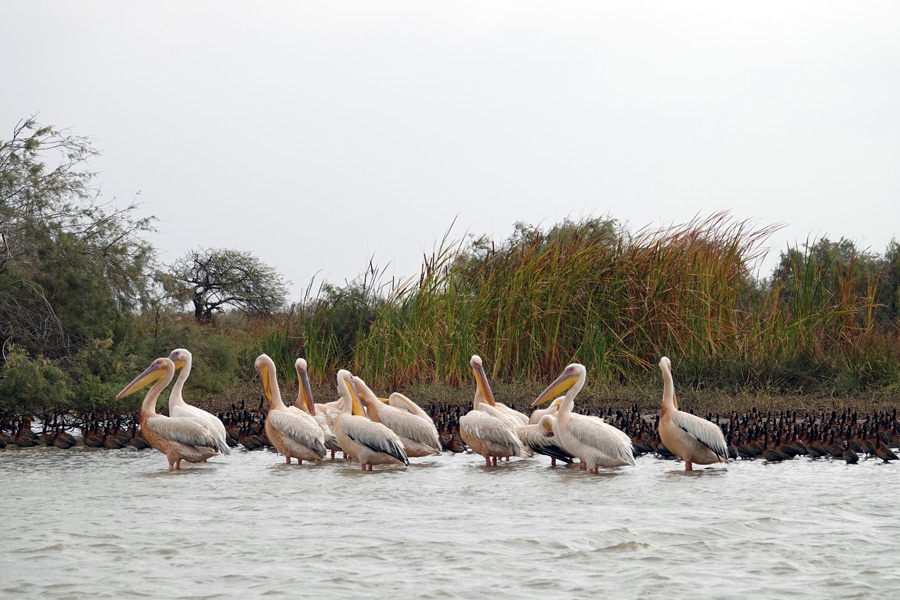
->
[254,354,326,464]
[531,363,635,472]
[657,356,728,470]
[470,355,529,426]
[167,348,230,455]
[352,378,441,457]
[459,355,526,466]
[293,358,342,458]
[333,370,408,470]
[116,358,228,470]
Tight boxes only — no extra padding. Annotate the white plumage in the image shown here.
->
[293,358,342,457]
[254,354,326,464]
[353,380,441,457]
[517,414,574,465]
[657,356,728,469]
[333,370,409,469]
[459,355,527,465]
[167,348,230,454]
[531,363,635,472]
[115,357,225,470]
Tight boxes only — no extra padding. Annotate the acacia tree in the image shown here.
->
[165,248,289,322]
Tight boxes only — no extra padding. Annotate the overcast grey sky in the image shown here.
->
[3,1,899,300]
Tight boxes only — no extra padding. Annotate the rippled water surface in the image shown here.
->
[3,445,900,599]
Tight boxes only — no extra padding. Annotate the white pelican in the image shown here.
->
[658,356,728,470]
[530,364,635,472]
[254,354,326,464]
[333,370,409,470]
[115,357,228,470]
[293,358,342,458]
[518,414,575,466]
[352,378,441,457]
[167,348,230,455]
[459,355,526,466]
[470,355,529,425]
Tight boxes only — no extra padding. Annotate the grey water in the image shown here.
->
[2,444,899,599]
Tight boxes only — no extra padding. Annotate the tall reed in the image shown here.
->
[348,214,894,392]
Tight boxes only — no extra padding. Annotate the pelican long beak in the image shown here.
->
[345,377,367,418]
[530,371,578,407]
[297,368,316,416]
[171,359,187,371]
[116,362,167,400]
[472,361,496,406]
[258,364,272,403]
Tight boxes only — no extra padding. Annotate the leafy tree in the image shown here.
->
[0,117,154,363]
[164,248,289,322]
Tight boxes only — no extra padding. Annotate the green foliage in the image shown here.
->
[0,345,71,409]
[0,117,154,362]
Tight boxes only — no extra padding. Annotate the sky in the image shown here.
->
[2,1,899,300]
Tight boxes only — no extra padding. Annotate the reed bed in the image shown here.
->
[262,214,899,398]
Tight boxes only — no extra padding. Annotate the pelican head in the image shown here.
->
[538,414,556,437]
[338,370,367,418]
[115,357,174,400]
[470,354,496,406]
[659,356,672,373]
[530,363,586,407]
[167,348,191,371]
[294,358,316,415]
[295,358,308,374]
[254,354,276,403]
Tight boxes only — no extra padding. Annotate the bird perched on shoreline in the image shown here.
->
[657,356,728,471]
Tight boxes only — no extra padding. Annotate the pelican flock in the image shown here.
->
[19,347,893,473]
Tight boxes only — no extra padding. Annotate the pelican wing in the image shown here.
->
[170,404,230,454]
[517,424,574,463]
[146,416,228,455]
[460,411,524,456]
[341,417,409,465]
[268,410,327,458]
[314,413,341,452]
[671,411,729,460]
[567,415,636,466]
[377,405,441,450]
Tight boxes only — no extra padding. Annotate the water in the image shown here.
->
[3,445,899,599]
